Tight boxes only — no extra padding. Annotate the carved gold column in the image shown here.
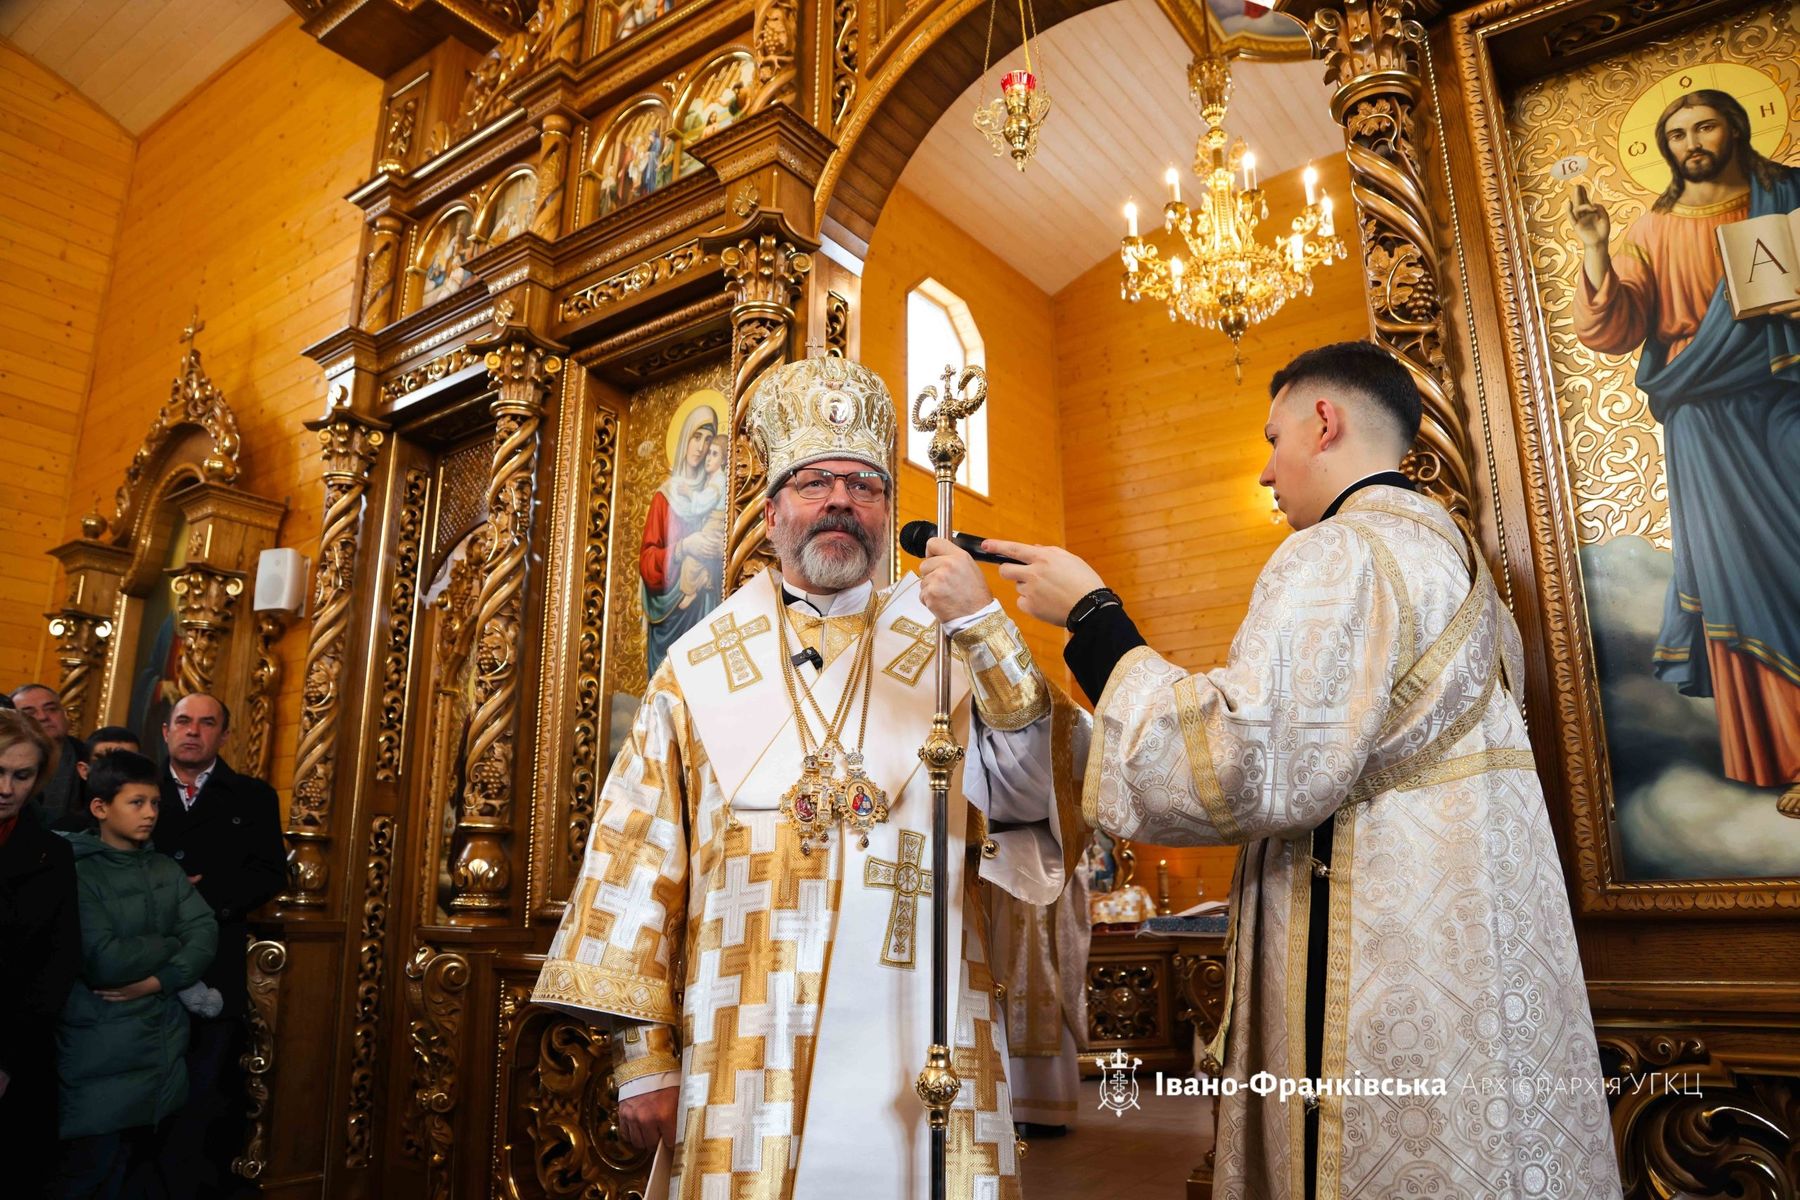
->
[531,114,570,240]
[358,214,405,331]
[701,212,814,594]
[448,338,560,916]
[285,408,387,908]
[168,566,246,697]
[1308,0,1474,526]
[46,610,112,735]
[404,944,469,1200]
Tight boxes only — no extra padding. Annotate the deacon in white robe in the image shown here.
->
[986,342,1623,1200]
[534,357,1086,1200]
[986,871,1088,1132]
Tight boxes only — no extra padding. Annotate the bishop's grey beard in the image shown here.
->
[774,510,879,591]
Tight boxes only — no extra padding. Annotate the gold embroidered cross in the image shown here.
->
[865,829,933,968]
[883,617,936,686]
[687,612,772,692]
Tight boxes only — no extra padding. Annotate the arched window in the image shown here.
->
[905,278,988,494]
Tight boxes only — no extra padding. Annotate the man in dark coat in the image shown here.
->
[10,684,88,830]
[0,708,82,1198]
[153,692,285,1198]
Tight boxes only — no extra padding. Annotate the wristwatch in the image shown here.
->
[1065,587,1122,632]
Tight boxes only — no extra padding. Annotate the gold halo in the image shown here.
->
[1617,64,1788,194]
[663,388,727,469]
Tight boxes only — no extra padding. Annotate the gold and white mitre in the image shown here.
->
[747,355,897,488]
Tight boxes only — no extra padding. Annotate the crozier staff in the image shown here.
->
[987,341,1622,1200]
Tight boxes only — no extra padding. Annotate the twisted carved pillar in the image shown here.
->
[448,340,560,915]
[46,611,112,735]
[359,214,405,331]
[531,114,571,241]
[1308,0,1474,526]
[168,566,246,697]
[285,410,387,908]
[702,214,814,594]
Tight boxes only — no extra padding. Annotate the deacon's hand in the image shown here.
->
[985,540,1105,628]
[918,536,994,623]
[617,1085,679,1151]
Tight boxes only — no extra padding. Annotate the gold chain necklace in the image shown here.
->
[771,573,891,852]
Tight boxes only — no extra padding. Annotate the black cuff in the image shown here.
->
[1063,603,1146,706]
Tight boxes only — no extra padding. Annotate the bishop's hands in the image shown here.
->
[918,536,995,623]
[617,1085,679,1151]
[983,540,1105,628]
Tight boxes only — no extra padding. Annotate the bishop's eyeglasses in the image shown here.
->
[782,467,890,504]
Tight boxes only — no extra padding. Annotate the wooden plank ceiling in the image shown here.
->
[896,0,1342,295]
[0,0,290,135]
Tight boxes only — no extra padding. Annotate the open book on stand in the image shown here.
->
[1717,207,1800,318]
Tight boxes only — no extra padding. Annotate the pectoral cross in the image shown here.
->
[687,612,771,692]
[865,829,933,968]
[883,617,936,686]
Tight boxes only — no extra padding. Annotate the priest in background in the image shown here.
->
[986,342,1622,1199]
[986,866,1088,1137]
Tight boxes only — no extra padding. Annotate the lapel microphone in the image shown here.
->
[791,646,824,671]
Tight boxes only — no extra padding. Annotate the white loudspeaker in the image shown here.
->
[253,548,309,615]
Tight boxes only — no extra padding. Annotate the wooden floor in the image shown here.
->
[1019,1089,1216,1200]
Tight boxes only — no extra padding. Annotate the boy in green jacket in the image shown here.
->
[55,750,217,1198]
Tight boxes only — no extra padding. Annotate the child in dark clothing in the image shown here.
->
[55,751,217,1199]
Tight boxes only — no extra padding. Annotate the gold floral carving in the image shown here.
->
[45,612,111,736]
[1173,952,1229,1049]
[448,0,582,145]
[1597,1031,1798,1198]
[516,1012,654,1196]
[361,214,406,331]
[379,95,419,172]
[1542,0,1707,60]
[243,613,286,782]
[231,939,288,1181]
[377,468,431,783]
[287,412,387,908]
[1087,961,1164,1042]
[345,815,396,1167]
[832,0,860,127]
[752,0,799,109]
[449,342,561,914]
[404,944,469,1198]
[1310,0,1474,527]
[703,217,814,594]
[559,242,709,322]
[115,330,242,534]
[626,328,734,380]
[825,291,850,358]
[168,566,246,698]
[569,409,619,876]
[534,114,572,241]
[381,346,484,405]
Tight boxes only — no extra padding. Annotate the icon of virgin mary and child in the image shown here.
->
[641,392,730,676]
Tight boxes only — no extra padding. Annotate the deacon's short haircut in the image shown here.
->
[87,749,159,804]
[87,725,141,753]
[1268,341,1423,448]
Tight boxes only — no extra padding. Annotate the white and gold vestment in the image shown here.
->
[1086,485,1622,1200]
[535,569,1085,1200]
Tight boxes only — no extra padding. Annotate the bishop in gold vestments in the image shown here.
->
[988,342,1623,1200]
[534,357,1084,1200]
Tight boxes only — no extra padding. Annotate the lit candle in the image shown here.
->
[1169,256,1184,284]
[1303,164,1318,206]
[1289,234,1304,269]
[1125,201,1138,238]
[1165,165,1181,205]
[1243,150,1257,192]
[1321,195,1334,237]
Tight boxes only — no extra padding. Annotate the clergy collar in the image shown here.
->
[780,576,874,617]
[1321,470,1413,521]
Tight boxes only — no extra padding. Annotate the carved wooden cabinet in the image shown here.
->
[1082,929,1228,1079]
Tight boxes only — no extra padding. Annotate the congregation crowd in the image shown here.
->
[0,684,286,1199]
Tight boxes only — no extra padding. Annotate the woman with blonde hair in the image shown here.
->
[0,709,81,1197]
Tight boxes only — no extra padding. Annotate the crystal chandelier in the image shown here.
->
[972,0,1051,170]
[1119,42,1344,378]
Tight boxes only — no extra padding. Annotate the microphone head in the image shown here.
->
[899,520,937,558]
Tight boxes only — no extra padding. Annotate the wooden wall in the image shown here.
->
[0,41,134,686]
[42,19,381,808]
[1052,154,1368,905]
[862,184,1068,672]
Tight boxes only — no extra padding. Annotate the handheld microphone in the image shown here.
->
[898,520,1024,566]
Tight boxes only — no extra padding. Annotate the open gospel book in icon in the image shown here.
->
[1717,207,1800,319]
